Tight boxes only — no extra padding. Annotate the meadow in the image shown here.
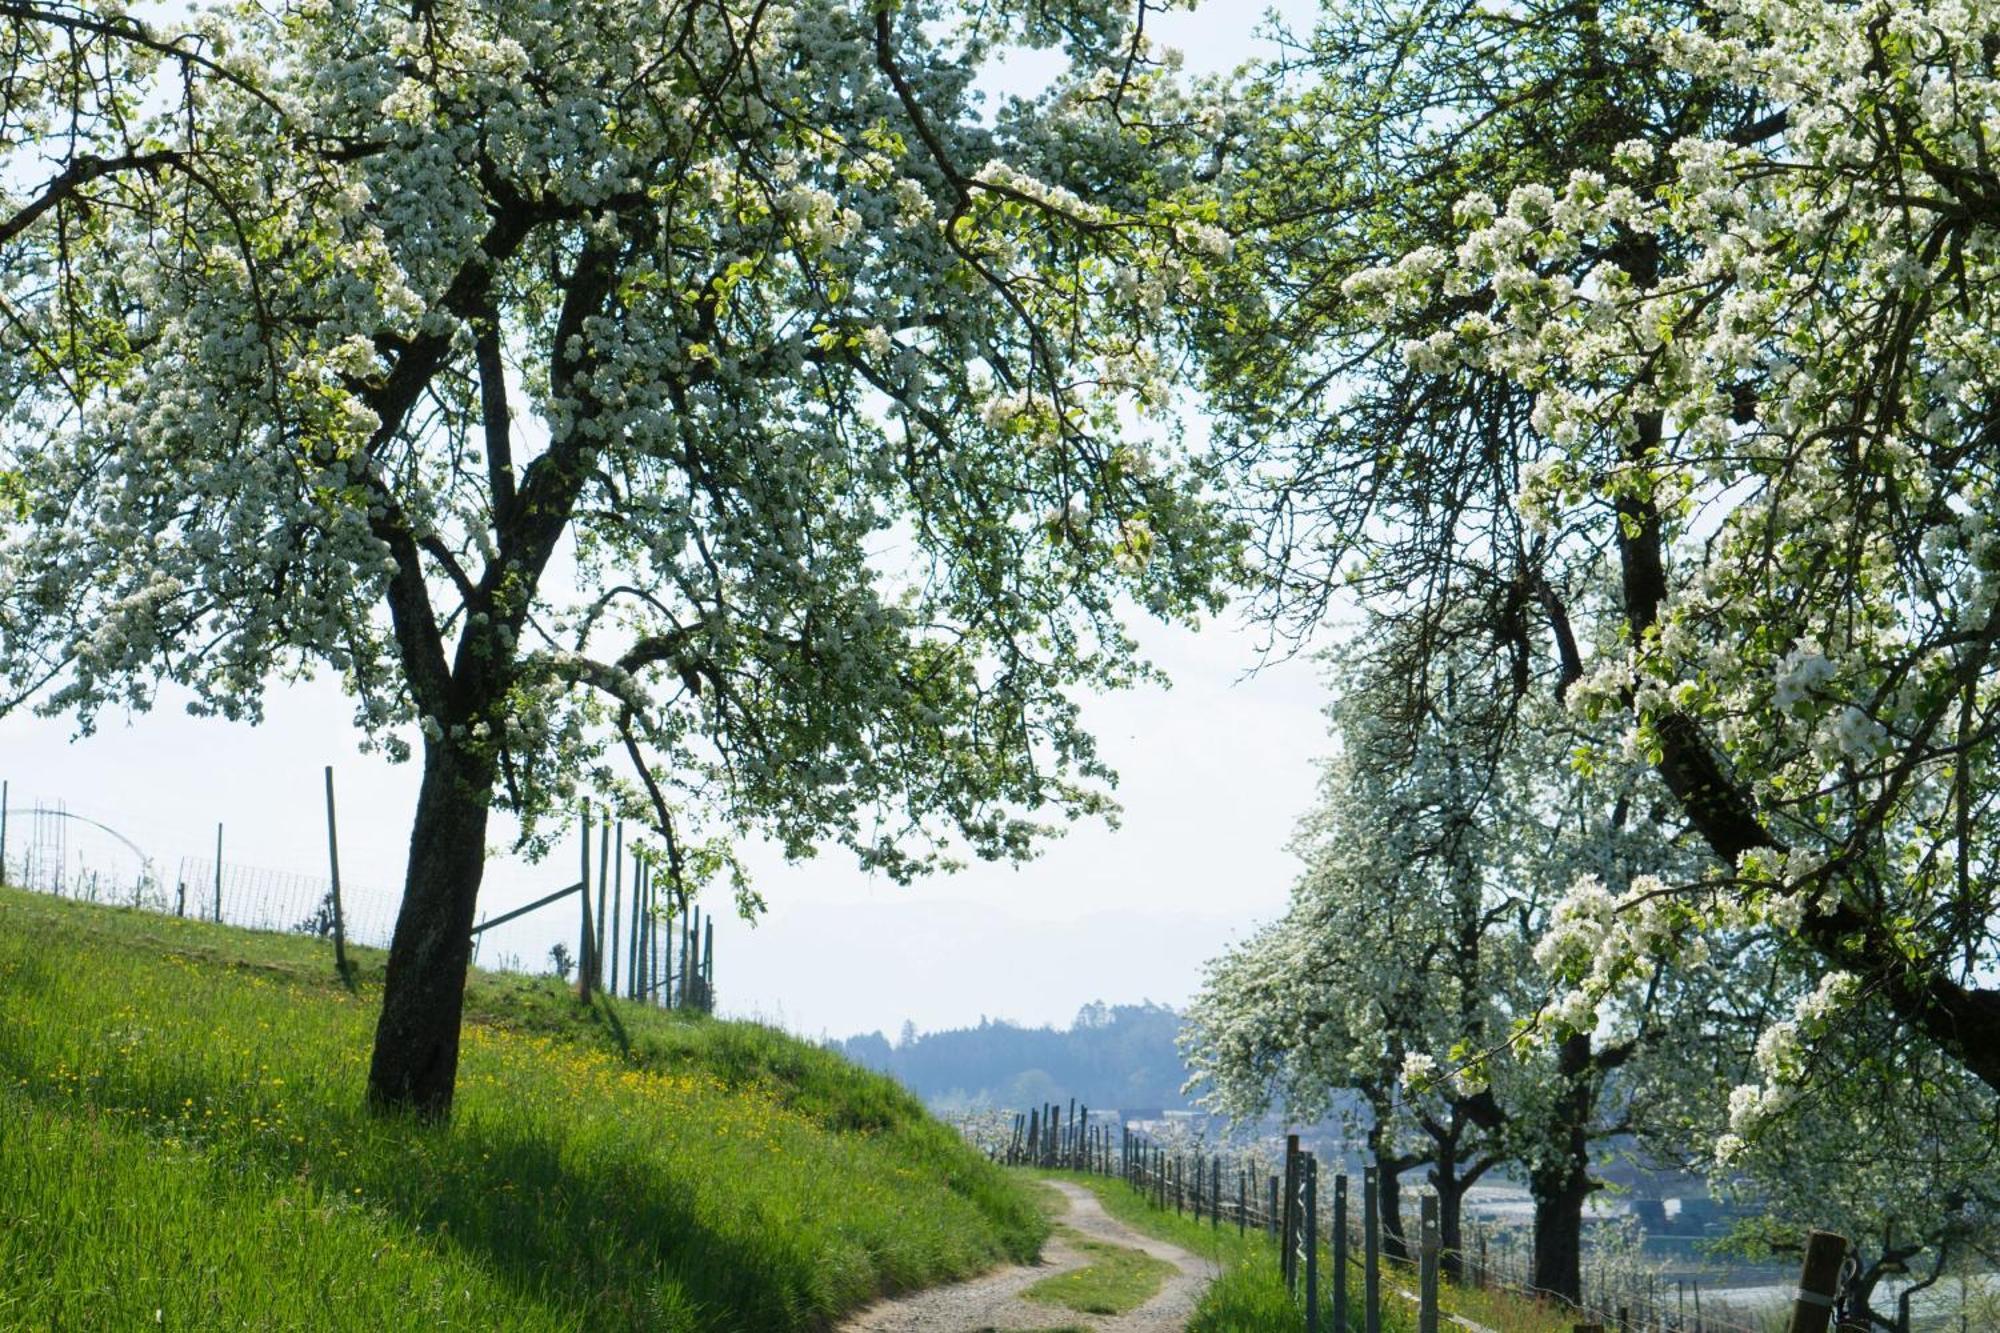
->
[0,885,1045,1330]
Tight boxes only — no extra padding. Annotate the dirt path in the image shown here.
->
[836,1180,1218,1333]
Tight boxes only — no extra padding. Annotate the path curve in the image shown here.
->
[836,1180,1218,1333]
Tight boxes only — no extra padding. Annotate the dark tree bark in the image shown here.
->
[1527,1032,1597,1304]
[354,220,608,1119]
[1433,1159,1468,1283]
[1370,1128,1415,1262]
[365,734,498,1118]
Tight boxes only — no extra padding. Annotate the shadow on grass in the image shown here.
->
[3,1060,856,1331]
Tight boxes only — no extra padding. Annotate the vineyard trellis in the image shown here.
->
[0,779,719,1011]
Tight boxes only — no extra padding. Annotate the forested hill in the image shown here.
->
[832,1002,1194,1112]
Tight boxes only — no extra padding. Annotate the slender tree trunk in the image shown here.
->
[1528,1032,1595,1304]
[366,737,495,1118]
[1373,1140,1412,1261]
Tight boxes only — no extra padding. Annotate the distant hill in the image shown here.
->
[833,1001,1195,1113]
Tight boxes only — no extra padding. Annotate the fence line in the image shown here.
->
[967,1110,1802,1333]
[1,788,721,1010]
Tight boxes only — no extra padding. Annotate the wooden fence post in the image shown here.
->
[322,766,350,982]
[1333,1172,1348,1331]
[1786,1231,1849,1333]
[1305,1154,1320,1333]
[1364,1164,1381,1333]
[1282,1133,1301,1289]
[1419,1192,1439,1333]
[595,818,611,990]
[604,816,620,992]
[577,804,594,1001]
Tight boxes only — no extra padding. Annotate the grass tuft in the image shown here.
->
[1021,1228,1176,1315]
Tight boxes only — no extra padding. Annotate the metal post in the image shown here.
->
[214,822,223,922]
[322,767,350,980]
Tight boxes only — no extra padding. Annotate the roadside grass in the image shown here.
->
[0,886,1046,1330]
[1042,1171,1579,1333]
[1022,1228,1177,1316]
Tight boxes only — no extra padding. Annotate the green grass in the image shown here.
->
[1021,1227,1177,1315]
[0,885,1047,1330]
[1042,1171,1579,1333]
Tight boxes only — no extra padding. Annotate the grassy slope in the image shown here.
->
[1045,1172,1578,1333]
[0,886,1046,1331]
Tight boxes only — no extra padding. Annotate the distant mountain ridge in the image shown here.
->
[831,1001,1195,1112]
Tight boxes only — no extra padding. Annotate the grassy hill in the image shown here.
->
[0,885,1044,1330]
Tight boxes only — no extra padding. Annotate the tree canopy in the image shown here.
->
[0,0,1235,1115]
[1184,0,2000,1298]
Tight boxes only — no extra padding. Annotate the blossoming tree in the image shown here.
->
[1196,0,2000,1250]
[1182,617,1738,1301]
[1325,0,2000,1155]
[0,0,1234,1116]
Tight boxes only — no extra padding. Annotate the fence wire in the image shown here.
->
[960,1112,1790,1333]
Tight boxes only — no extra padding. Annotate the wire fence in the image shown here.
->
[0,787,719,1011]
[961,1106,1797,1333]
[166,855,402,948]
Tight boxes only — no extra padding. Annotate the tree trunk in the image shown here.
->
[1374,1142,1412,1261]
[366,737,495,1118]
[1529,1032,1595,1305]
[1435,1171,1466,1283]
[1530,1166,1589,1303]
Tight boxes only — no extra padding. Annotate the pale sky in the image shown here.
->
[0,1,1330,1042]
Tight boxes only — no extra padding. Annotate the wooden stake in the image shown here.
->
[577,804,594,1001]
[1787,1231,1849,1333]
[322,766,350,981]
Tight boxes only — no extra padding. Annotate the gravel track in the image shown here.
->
[835,1180,1218,1333]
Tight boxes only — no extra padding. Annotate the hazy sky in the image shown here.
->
[0,1,1331,1042]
